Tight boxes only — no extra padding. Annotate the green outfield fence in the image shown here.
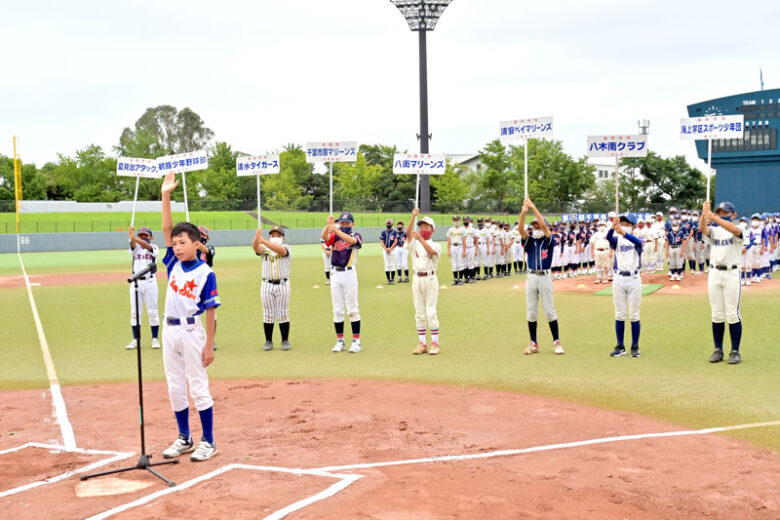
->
[0,199,676,234]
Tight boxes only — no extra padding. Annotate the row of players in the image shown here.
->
[321,210,780,287]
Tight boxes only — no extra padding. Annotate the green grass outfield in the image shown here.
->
[1,244,778,451]
[0,210,560,234]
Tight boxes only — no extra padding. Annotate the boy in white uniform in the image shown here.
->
[607,214,643,358]
[590,221,612,284]
[446,216,465,285]
[126,226,161,350]
[159,171,221,462]
[511,222,525,273]
[700,201,745,364]
[463,217,477,283]
[406,209,442,356]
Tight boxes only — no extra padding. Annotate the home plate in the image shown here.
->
[75,476,154,497]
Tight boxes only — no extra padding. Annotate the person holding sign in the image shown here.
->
[406,209,442,355]
[125,226,161,350]
[252,226,292,351]
[606,214,643,358]
[519,199,564,355]
[322,212,363,353]
[699,201,745,364]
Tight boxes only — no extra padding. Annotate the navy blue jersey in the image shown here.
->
[379,229,396,247]
[393,229,407,247]
[196,245,216,267]
[564,230,577,246]
[666,229,687,246]
[522,235,554,270]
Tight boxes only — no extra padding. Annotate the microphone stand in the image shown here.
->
[81,268,178,486]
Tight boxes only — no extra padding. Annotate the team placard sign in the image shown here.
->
[392,153,447,175]
[236,154,281,176]
[305,142,358,163]
[587,135,648,158]
[117,158,160,178]
[499,116,553,141]
[156,150,209,174]
[680,115,744,140]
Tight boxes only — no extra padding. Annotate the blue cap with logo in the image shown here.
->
[619,212,637,226]
[716,201,736,214]
[336,211,354,224]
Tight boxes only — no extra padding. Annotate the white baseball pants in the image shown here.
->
[708,268,741,324]
[613,274,641,322]
[130,278,159,326]
[450,244,463,272]
[261,280,290,323]
[331,269,360,322]
[395,247,408,270]
[162,319,213,412]
[526,273,557,322]
[383,250,396,272]
[412,274,439,330]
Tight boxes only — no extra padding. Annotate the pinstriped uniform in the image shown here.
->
[258,244,292,324]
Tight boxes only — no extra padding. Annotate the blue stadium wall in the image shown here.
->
[688,88,780,216]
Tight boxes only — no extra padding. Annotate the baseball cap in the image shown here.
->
[669,206,679,214]
[716,202,736,214]
[655,211,663,217]
[198,225,210,238]
[336,211,354,223]
[452,215,460,221]
[419,216,436,230]
[269,226,285,237]
[751,213,760,220]
[386,218,393,225]
[619,213,637,226]
[137,226,153,238]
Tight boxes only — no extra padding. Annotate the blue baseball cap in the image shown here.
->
[137,226,153,237]
[740,217,748,222]
[751,213,760,220]
[619,212,637,226]
[336,211,354,224]
[716,202,736,214]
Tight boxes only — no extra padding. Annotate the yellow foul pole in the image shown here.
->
[13,137,22,234]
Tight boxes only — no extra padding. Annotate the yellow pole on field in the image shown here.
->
[13,136,22,234]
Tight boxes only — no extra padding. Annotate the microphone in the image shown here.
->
[128,263,155,283]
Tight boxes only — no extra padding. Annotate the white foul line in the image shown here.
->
[84,464,363,520]
[0,442,133,498]
[17,250,77,450]
[313,420,780,473]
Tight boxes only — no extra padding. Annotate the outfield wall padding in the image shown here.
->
[0,227,449,253]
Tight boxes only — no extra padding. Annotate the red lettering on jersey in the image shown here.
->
[541,249,548,260]
[169,276,198,300]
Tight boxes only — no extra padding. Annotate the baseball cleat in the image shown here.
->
[610,346,626,357]
[151,338,161,349]
[348,339,362,353]
[125,340,137,350]
[429,341,440,355]
[413,342,428,355]
[523,342,539,355]
[190,438,217,462]
[162,433,194,458]
[264,341,273,351]
[325,280,330,285]
[630,346,641,358]
[403,277,409,283]
[727,351,741,365]
[332,339,346,353]
[709,349,724,363]
[281,340,291,351]
[553,340,564,355]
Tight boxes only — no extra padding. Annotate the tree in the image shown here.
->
[333,153,382,210]
[360,144,416,210]
[432,161,472,212]
[620,152,705,209]
[116,105,214,157]
[196,142,242,209]
[521,140,595,211]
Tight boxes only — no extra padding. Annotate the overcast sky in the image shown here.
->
[2,0,778,172]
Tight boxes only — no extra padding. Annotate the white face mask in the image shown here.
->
[739,222,747,230]
[598,226,606,233]
[532,229,544,239]
[270,236,284,245]
[682,215,689,221]
[621,225,633,234]
[672,226,679,232]
[751,221,759,228]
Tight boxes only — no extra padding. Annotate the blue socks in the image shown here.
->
[199,407,214,444]
[151,325,159,339]
[548,320,560,342]
[712,322,725,350]
[728,322,742,352]
[630,321,640,347]
[174,408,190,438]
[528,321,538,344]
[131,325,140,340]
[615,320,625,347]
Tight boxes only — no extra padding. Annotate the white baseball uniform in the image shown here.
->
[608,230,642,322]
[706,223,746,324]
[326,231,362,323]
[130,242,160,327]
[258,242,292,324]
[463,226,477,270]
[161,249,221,412]
[406,235,441,332]
[446,225,464,273]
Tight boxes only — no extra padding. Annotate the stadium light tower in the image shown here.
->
[390,0,453,212]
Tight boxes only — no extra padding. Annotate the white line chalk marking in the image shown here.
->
[18,251,76,449]
[0,443,133,498]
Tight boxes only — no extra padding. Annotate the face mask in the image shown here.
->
[386,224,392,229]
[532,229,544,239]
[270,236,283,245]
[477,224,484,229]
[340,226,352,234]
[200,237,208,245]
[751,221,759,228]
[720,215,732,222]
[598,226,606,233]
[397,226,403,232]
[672,226,679,232]
[682,216,689,221]
[464,222,469,227]
[140,237,151,244]
[621,225,632,234]
[739,222,747,230]
[419,229,433,240]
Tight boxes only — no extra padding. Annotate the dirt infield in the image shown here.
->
[2,379,779,519]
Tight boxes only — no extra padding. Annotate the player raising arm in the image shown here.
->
[700,201,745,364]
[519,198,564,356]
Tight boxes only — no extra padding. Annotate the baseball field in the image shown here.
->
[1,242,779,519]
